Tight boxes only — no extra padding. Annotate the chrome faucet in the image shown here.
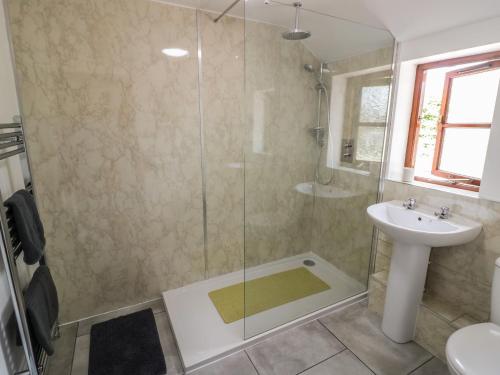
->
[403,198,417,210]
[435,206,450,219]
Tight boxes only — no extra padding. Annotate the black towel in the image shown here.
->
[24,266,59,355]
[4,189,45,265]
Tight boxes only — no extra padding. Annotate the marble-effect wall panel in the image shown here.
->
[244,21,319,267]
[8,0,206,322]
[8,0,326,322]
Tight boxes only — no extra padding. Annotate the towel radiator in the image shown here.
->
[0,117,53,375]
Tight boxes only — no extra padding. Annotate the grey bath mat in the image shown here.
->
[89,308,166,375]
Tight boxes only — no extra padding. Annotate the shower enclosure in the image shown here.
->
[3,0,395,370]
[243,1,395,338]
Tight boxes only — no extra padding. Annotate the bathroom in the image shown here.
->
[0,0,499,374]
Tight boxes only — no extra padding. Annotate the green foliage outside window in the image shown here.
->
[417,99,440,160]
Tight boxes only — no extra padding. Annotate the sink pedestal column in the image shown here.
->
[382,242,431,343]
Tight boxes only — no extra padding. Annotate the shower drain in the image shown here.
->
[303,259,315,267]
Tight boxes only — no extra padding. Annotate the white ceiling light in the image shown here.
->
[162,48,189,57]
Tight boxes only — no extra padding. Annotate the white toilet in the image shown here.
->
[446,258,500,375]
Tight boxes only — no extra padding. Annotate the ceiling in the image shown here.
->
[159,0,500,62]
[364,0,500,41]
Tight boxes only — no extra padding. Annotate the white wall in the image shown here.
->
[386,61,416,181]
[387,16,500,201]
[481,85,500,201]
[0,1,26,373]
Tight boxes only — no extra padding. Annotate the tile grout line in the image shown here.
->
[244,349,261,375]
[406,356,436,374]
[317,319,376,374]
[68,322,79,375]
[161,314,185,375]
[294,348,347,375]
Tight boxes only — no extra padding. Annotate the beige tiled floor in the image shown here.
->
[47,300,450,375]
[45,324,77,375]
[246,321,345,375]
[319,302,433,375]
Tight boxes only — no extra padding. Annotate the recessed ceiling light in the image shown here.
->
[162,48,189,57]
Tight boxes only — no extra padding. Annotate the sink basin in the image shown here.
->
[367,200,482,247]
[367,200,482,343]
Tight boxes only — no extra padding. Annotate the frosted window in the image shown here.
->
[447,69,500,124]
[439,127,490,179]
[356,126,385,162]
[359,86,390,123]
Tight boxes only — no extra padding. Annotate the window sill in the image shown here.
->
[333,165,371,176]
[386,177,480,199]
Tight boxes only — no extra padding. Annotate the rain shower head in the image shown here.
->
[282,30,311,40]
[282,2,311,40]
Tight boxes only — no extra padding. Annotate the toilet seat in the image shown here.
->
[446,322,500,375]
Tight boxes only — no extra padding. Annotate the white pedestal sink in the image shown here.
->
[367,200,482,343]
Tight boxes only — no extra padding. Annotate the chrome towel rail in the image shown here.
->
[0,147,26,160]
[0,121,25,161]
[0,117,50,375]
[0,122,22,129]
[0,130,23,140]
[0,140,23,150]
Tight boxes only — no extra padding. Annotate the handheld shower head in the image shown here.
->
[304,64,314,72]
[304,63,330,91]
[304,64,314,73]
[303,63,332,75]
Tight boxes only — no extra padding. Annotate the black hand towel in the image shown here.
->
[25,266,59,355]
[4,189,45,265]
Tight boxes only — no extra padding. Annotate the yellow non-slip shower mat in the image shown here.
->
[208,267,330,324]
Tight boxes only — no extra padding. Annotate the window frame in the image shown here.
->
[405,51,500,192]
[432,61,500,185]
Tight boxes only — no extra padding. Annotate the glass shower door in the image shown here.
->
[243,4,395,338]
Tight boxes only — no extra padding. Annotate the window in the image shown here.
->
[348,71,391,164]
[405,52,500,191]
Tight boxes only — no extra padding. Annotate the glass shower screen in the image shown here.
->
[243,3,395,338]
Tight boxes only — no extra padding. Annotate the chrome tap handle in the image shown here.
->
[435,206,450,219]
[403,198,417,210]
